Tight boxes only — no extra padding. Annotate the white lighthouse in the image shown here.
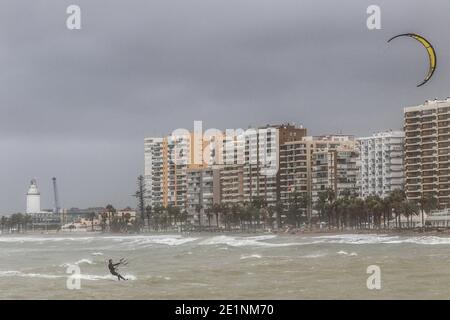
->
[26,179,41,214]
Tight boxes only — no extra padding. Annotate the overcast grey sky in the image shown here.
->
[0,0,448,213]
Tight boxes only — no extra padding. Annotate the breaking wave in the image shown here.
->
[59,258,95,268]
[337,250,358,256]
[240,254,263,260]
[73,274,137,281]
[2,233,450,249]
[0,234,198,247]
[198,233,450,248]
[198,235,315,248]
[314,234,450,245]
[0,270,136,281]
[75,258,95,265]
[301,253,328,258]
[0,271,63,279]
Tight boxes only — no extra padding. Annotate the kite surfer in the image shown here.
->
[108,258,128,281]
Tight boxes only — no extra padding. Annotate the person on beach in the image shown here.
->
[108,259,127,281]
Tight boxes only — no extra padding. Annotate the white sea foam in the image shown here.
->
[244,235,277,241]
[199,235,316,248]
[0,270,137,281]
[102,235,199,247]
[59,258,95,268]
[3,233,450,249]
[336,251,357,256]
[315,234,400,244]
[73,274,137,281]
[75,258,95,265]
[383,236,450,245]
[240,254,263,260]
[301,253,327,258]
[314,234,450,246]
[0,234,198,247]
[91,252,104,256]
[0,271,63,279]
[0,236,95,243]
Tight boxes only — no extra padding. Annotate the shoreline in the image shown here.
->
[2,228,450,238]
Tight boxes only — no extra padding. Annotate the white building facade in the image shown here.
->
[144,137,164,208]
[358,131,405,198]
[243,127,279,205]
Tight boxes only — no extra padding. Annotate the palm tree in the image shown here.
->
[402,200,419,228]
[161,207,169,231]
[105,204,116,229]
[179,208,188,232]
[266,206,276,230]
[145,205,153,231]
[366,195,383,229]
[286,191,301,227]
[380,197,391,229]
[171,206,181,229]
[195,204,202,228]
[88,212,96,231]
[166,205,175,227]
[315,188,335,228]
[0,216,6,233]
[274,200,284,229]
[220,203,232,231]
[153,204,163,230]
[230,203,244,229]
[315,193,326,226]
[212,203,221,228]
[388,189,406,229]
[10,213,22,233]
[100,212,108,232]
[23,214,33,232]
[420,193,438,229]
[205,206,213,228]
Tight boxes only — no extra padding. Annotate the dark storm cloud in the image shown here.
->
[0,0,449,212]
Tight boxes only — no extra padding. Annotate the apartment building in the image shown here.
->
[144,137,164,208]
[279,140,310,204]
[145,124,306,211]
[243,124,307,206]
[144,131,195,209]
[279,135,359,217]
[310,136,359,203]
[220,165,244,205]
[358,131,405,198]
[186,167,221,224]
[404,98,450,208]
